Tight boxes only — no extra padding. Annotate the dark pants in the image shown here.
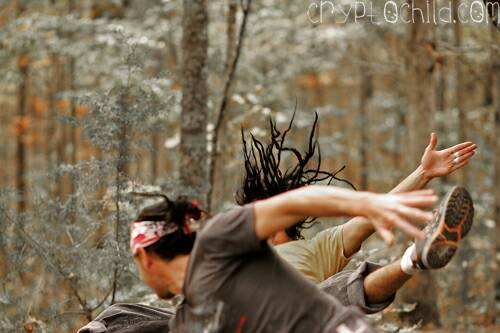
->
[78,302,375,333]
[77,303,173,333]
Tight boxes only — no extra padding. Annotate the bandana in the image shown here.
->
[130,216,201,255]
[130,221,179,255]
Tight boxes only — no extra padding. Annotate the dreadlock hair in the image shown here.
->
[133,193,202,260]
[236,111,355,240]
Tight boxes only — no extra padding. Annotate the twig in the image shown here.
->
[0,205,92,320]
[90,285,115,312]
[207,0,252,210]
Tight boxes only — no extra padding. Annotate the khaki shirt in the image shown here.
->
[275,226,351,284]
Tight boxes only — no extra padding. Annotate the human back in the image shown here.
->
[171,205,343,333]
[274,226,351,284]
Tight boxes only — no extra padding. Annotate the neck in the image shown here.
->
[162,254,190,295]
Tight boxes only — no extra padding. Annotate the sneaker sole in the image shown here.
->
[418,186,474,269]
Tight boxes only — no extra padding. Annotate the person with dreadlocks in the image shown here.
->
[79,111,475,333]
[236,112,475,314]
[122,130,443,332]
[77,113,475,333]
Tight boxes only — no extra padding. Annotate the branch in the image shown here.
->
[0,205,92,319]
[207,0,252,210]
[90,285,115,312]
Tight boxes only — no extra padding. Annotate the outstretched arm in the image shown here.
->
[342,133,477,253]
[254,185,437,242]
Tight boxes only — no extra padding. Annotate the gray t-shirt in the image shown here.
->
[170,204,341,333]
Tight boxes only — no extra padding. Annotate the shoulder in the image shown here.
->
[199,205,254,237]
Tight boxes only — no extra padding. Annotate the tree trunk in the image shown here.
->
[111,102,129,304]
[453,0,467,184]
[179,0,209,203]
[56,58,67,199]
[151,50,165,184]
[151,131,160,183]
[226,0,237,75]
[207,0,251,211]
[405,1,436,164]
[358,52,373,190]
[47,54,58,198]
[389,34,405,174]
[400,0,441,327]
[492,22,500,323]
[67,0,78,198]
[434,31,448,186]
[209,0,238,210]
[16,56,28,213]
[453,1,472,328]
[68,57,78,168]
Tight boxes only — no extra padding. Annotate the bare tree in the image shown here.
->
[207,0,251,210]
[179,0,209,202]
[206,0,238,210]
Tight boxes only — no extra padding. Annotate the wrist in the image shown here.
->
[357,192,378,233]
[357,191,376,218]
[416,164,433,182]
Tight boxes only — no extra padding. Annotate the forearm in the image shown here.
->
[389,165,431,194]
[254,186,370,240]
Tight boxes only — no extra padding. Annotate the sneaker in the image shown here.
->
[413,186,474,269]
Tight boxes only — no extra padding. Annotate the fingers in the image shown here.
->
[454,144,477,156]
[394,205,434,226]
[451,158,470,171]
[384,211,425,240]
[449,147,475,172]
[453,150,475,163]
[449,150,475,167]
[398,191,438,208]
[428,132,438,150]
[444,141,475,154]
[400,189,435,196]
[374,223,395,246]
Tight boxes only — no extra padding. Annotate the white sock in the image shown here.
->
[400,244,419,275]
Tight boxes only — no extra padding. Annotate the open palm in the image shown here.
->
[421,133,477,178]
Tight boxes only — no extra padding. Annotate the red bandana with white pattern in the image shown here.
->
[130,213,200,255]
[130,220,179,255]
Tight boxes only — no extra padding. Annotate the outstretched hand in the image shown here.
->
[364,189,438,245]
[421,133,477,179]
